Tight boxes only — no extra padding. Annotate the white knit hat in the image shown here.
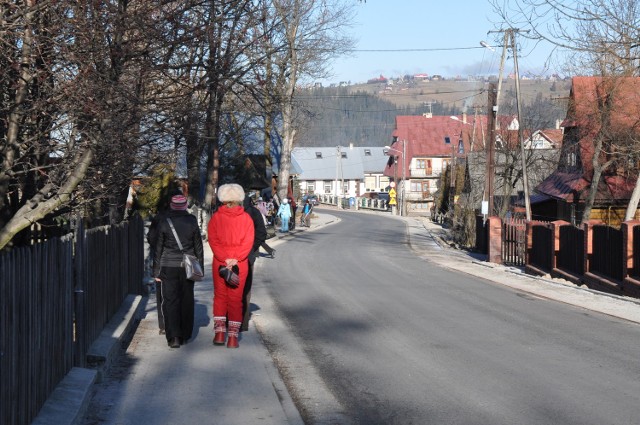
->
[217,184,245,203]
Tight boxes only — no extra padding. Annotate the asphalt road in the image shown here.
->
[253,210,640,425]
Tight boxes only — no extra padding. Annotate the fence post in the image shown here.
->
[583,220,599,279]
[622,221,640,280]
[551,220,569,271]
[525,221,534,266]
[487,216,502,264]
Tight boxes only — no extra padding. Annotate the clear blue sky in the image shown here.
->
[320,0,559,85]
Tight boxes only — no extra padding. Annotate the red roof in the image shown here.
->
[567,76,640,173]
[538,129,564,146]
[536,76,640,202]
[383,114,487,176]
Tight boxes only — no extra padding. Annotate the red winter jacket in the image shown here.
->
[207,204,254,264]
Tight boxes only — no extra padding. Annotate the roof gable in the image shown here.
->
[292,146,389,180]
[384,114,488,175]
[564,76,640,172]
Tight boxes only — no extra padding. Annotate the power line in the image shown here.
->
[346,46,492,53]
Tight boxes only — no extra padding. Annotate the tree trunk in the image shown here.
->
[625,173,640,221]
[0,147,94,250]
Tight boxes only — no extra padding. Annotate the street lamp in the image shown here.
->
[384,141,406,216]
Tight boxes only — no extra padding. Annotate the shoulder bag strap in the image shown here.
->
[166,218,185,253]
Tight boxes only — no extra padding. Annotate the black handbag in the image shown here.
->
[167,218,204,281]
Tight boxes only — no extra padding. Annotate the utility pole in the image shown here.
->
[486,83,496,218]
[335,146,341,208]
[487,28,531,221]
[401,140,406,216]
[511,32,532,221]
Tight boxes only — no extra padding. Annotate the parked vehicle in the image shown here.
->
[301,194,319,206]
[364,192,390,202]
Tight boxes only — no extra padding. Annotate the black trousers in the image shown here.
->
[241,260,254,331]
[159,266,195,342]
[155,282,164,331]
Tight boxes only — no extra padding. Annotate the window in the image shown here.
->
[365,176,376,191]
[324,181,332,193]
[341,152,347,158]
[307,183,315,193]
[416,159,426,169]
[364,149,371,156]
[315,152,322,159]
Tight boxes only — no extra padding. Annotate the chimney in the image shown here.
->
[462,112,467,124]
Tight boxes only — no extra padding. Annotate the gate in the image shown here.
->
[502,217,526,266]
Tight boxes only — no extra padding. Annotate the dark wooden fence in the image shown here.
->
[529,224,554,272]
[0,216,144,425]
[590,225,623,281]
[557,225,585,276]
[633,225,640,279]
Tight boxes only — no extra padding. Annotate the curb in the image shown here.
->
[86,294,145,382]
[32,294,144,425]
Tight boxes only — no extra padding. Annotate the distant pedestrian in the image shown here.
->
[241,195,268,331]
[289,196,297,230]
[256,197,269,217]
[300,199,313,227]
[208,184,254,348]
[255,197,276,256]
[152,194,204,349]
[277,197,291,232]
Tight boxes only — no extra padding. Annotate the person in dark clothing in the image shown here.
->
[147,189,183,334]
[241,195,268,331]
[152,195,204,348]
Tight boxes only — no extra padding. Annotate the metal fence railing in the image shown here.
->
[0,215,144,425]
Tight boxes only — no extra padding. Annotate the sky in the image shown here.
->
[320,0,560,85]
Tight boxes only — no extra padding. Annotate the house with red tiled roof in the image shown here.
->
[383,113,486,214]
[533,76,640,225]
[524,128,563,150]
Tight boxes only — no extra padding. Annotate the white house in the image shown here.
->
[291,146,390,198]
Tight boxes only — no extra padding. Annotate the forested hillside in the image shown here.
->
[295,79,570,147]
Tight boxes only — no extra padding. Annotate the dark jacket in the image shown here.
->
[153,210,204,278]
[243,197,267,264]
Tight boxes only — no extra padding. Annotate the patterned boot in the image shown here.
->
[213,317,227,346]
[227,321,241,348]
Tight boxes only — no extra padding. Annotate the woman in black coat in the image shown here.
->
[152,194,204,348]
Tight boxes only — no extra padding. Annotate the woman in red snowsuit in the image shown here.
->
[208,184,255,348]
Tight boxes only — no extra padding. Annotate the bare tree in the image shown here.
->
[0,1,177,249]
[0,2,106,249]
[265,0,355,200]
[491,0,640,222]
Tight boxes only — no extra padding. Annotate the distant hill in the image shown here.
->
[296,78,571,148]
